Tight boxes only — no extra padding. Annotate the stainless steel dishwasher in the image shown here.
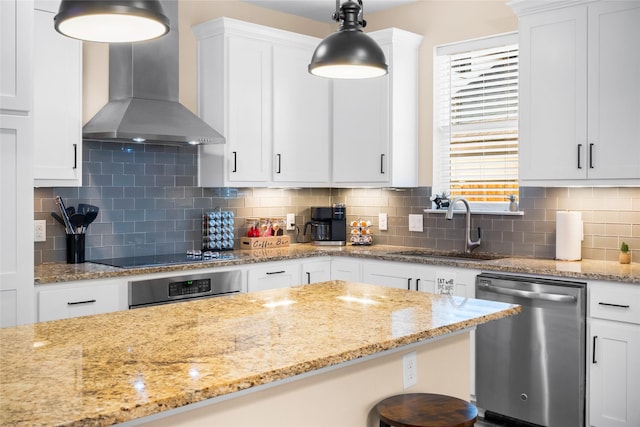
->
[475,273,586,427]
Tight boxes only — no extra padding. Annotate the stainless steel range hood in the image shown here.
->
[83,0,224,146]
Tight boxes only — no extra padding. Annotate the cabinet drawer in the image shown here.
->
[590,282,640,324]
[38,281,125,322]
[247,261,301,292]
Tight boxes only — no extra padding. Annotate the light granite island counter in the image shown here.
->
[1,281,519,427]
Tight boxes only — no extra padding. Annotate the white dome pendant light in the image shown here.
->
[309,0,387,79]
[54,0,170,43]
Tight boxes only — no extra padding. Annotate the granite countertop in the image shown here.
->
[35,244,640,285]
[0,281,519,426]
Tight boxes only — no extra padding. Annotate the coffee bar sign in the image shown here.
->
[435,270,456,295]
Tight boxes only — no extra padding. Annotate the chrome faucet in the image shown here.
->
[445,197,481,253]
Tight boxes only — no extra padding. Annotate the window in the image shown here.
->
[433,33,519,211]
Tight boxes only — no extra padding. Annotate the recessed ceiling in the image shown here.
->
[240,0,418,23]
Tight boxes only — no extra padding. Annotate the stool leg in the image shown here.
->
[379,421,391,427]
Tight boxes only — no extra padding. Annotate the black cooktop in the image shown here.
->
[90,252,236,269]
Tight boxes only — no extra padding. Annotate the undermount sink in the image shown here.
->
[389,250,507,262]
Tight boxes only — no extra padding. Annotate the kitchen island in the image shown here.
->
[1,280,518,426]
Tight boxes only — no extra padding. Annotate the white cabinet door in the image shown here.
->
[331,258,362,282]
[37,279,127,322]
[195,18,327,188]
[361,260,416,290]
[333,74,389,185]
[0,114,34,327]
[586,1,640,180]
[519,5,588,182]
[301,259,331,284]
[0,0,32,113]
[197,31,272,187]
[247,261,301,292]
[416,265,478,298]
[517,1,640,185]
[332,29,422,187]
[272,44,329,185]
[33,2,82,187]
[589,320,640,427]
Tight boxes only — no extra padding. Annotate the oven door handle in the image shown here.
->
[478,283,577,303]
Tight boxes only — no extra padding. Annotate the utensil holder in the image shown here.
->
[66,234,85,264]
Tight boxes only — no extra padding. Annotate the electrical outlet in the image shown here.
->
[403,351,417,389]
[286,213,296,231]
[408,214,423,232]
[379,213,388,231]
[34,220,46,242]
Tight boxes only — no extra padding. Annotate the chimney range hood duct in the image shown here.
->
[82,0,224,146]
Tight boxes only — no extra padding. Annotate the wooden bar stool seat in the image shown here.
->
[375,393,478,427]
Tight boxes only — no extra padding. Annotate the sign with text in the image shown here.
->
[240,236,290,250]
[435,270,457,295]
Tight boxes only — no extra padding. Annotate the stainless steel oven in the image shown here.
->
[129,270,242,309]
[476,273,586,427]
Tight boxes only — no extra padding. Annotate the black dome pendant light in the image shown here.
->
[54,0,170,43]
[309,0,388,79]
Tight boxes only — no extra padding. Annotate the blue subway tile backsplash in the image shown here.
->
[33,140,640,264]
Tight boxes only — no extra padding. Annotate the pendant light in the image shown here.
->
[309,0,387,79]
[54,0,170,43]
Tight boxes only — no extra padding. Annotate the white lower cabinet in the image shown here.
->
[362,260,418,290]
[331,258,362,282]
[301,258,331,285]
[588,281,640,427]
[246,260,302,293]
[37,279,127,322]
[361,260,479,297]
[1,114,34,327]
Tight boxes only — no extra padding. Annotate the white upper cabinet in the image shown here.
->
[332,28,423,188]
[33,0,82,187]
[515,0,640,185]
[194,19,421,189]
[194,18,329,188]
[0,0,33,113]
[272,43,330,185]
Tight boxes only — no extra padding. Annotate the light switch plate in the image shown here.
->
[408,214,423,232]
[379,213,388,231]
[286,213,296,231]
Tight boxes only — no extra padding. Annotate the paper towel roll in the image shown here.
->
[556,211,583,261]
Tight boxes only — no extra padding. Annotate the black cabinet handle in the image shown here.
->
[73,144,77,169]
[67,299,96,306]
[266,270,285,275]
[589,143,594,169]
[380,154,385,174]
[598,302,630,309]
[276,154,281,174]
[592,335,597,364]
[577,144,582,169]
[306,272,311,284]
[415,278,421,291]
[232,151,237,173]
[407,278,412,290]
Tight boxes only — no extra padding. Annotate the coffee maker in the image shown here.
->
[303,205,346,246]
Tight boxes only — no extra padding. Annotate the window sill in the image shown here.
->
[423,209,524,216]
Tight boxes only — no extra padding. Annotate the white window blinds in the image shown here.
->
[434,33,519,207]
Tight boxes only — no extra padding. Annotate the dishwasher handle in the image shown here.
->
[477,283,577,303]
